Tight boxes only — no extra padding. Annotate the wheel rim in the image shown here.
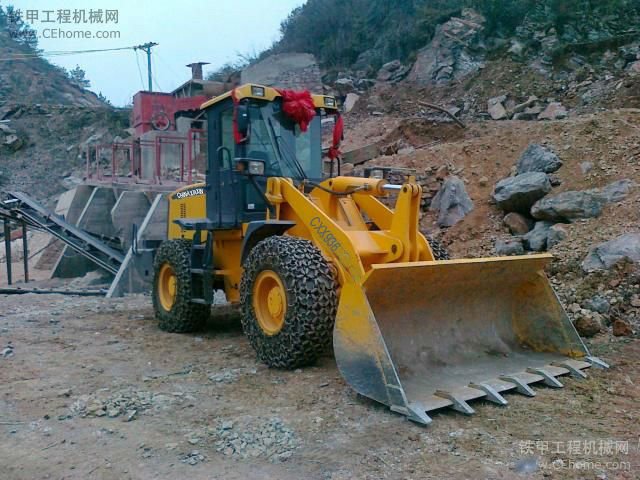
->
[158,262,177,311]
[253,270,287,336]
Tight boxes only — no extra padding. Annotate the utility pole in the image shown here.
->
[134,42,158,92]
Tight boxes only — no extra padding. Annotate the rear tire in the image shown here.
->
[152,239,209,333]
[427,236,451,260]
[240,236,338,369]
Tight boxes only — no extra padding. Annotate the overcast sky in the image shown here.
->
[9,0,305,106]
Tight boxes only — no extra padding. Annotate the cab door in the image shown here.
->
[206,100,240,228]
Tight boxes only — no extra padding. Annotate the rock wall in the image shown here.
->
[408,9,486,86]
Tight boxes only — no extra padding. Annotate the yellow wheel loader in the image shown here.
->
[153,83,607,424]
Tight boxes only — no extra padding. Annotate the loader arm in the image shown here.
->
[265,176,434,284]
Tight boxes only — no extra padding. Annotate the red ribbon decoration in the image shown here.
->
[231,88,246,144]
[276,89,316,132]
[328,113,344,160]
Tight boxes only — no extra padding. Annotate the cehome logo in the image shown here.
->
[174,187,205,200]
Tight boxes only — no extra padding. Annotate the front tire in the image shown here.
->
[427,235,451,260]
[240,236,338,369]
[152,239,209,333]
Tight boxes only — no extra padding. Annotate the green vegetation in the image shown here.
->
[0,5,38,51]
[68,65,91,88]
[269,0,640,71]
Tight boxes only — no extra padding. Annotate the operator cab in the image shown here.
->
[201,83,341,229]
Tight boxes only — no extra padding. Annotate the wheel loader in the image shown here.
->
[152,83,607,424]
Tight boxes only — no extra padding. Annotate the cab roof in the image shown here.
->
[200,83,338,111]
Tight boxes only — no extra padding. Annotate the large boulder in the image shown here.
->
[582,233,640,272]
[592,179,634,203]
[531,190,606,222]
[503,212,533,235]
[430,176,474,227]
[408,9,486,85]
[493,172,551,213]
[523,221,554,252]
[516,144,563,174]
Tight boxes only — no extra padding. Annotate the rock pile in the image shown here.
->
[211,417,297,463]
[493,144,634,255]
[69,388,185,420]
[487,95,568,121]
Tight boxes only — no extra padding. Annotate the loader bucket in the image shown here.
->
[333,254,607,424]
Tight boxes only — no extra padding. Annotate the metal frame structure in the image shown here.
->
[84,128,206,190]
[2,192,124,277]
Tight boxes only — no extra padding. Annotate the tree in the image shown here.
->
[68,65,91,88]
[1,5,39,50]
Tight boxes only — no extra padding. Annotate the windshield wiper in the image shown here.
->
[268,117,307,181]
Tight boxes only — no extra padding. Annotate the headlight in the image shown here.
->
[251,85,265,97]
[324,97,336,107]
[248,160,265,175]
[369,168,384,179]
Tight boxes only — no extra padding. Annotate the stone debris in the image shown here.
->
[547,224,568,249]
[181,451,206,466]
[493,172,552,213]
[208,366,258,384]
[612,319,633,337]
[343,93,360,113]
[430,176,474,227]
[516,144,563,175]
[2,342,14,358]
[376,60,410,83]
[573,311,605,337]
[583,295,611,315]
[495,238,525,256]
[211,417,297,463]
[582,233,640,272]
[523,221,554,252]
[592,179,635,203]
[70,388,185,419]
[488,95,508,120]
[537,102,568,121]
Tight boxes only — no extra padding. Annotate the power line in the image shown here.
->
[151,54,163,92]
[0,45,138,62]
[133,50,146,90]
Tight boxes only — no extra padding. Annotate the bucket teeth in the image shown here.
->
[391,403,432,425]
[586,356,610,369]
[551,361,588,379]
[468,382,508,406]
[434,390,475,415]
[526,368,564,388]
[499,375,536,397]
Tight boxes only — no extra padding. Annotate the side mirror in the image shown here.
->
[236,104,250,138]
[235,158,265,176]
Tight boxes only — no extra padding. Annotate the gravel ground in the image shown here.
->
[0,292,638,479]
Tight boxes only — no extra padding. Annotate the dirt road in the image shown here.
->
[0,293,638,479]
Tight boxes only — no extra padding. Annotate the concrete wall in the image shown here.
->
[52,187,117,278]
[35,185,94,271]
[241,53,323,92]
